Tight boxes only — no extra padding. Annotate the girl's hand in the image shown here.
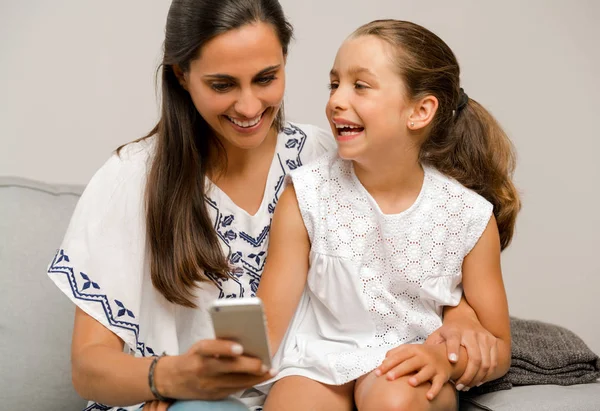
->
[425,315,498,391]
[374,344,452,401]
[156,339,275,401]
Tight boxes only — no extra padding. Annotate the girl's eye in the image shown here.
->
[211,83,233,92]
[328,83,339,90]
[256,75,276,85]
[354,82,368,90]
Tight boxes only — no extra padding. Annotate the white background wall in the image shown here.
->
[2,1,599,353]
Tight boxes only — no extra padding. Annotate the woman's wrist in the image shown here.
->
[152,354,179,400]
[443,298,477,321]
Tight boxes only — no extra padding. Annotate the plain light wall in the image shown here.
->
[1,1,599,353]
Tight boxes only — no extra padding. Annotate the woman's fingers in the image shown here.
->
[454,332,481,390]
[484,341,499,383]
[442,330,462,363]
[468,334,494,388]
[203,355,272,377]
[189,339,245,358]
[143,401,169,411]
[208,372,276,390]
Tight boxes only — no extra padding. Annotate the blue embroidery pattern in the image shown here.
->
[206,123,308,299]
[47,249,154,357]
[84,404,129,411]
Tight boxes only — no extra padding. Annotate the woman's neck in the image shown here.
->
[209,127,278,181]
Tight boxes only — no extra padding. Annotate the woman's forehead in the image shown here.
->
[191,22,285,77]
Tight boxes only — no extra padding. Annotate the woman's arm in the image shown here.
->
[72,308,272,406]
[71,307,155,405]
[257,184,311,354]
[429,295,500,389]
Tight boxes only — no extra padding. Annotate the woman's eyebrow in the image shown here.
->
[253,64,281,77]
[203,64,281,81]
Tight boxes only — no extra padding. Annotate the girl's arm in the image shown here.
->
[460,214,511,382]
[257,185,311,354]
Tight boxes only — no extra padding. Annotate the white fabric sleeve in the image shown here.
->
[287,154,333,243]
[464,195,494,256]
[311,124,337,154]
[46,143,154,356]
[293,123,337,166]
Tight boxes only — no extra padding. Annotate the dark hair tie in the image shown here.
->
[457,88,469,111]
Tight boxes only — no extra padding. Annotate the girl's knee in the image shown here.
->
[359,378,420,411]
[359,378,456,411]
[374,388,422,411]
[168,398,249,411]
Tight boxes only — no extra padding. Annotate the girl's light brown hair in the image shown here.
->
[352,20,521,250]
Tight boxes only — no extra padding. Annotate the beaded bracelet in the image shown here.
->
[148,352,171,402]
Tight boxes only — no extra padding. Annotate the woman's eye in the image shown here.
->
[256,75,276,85]
[327,83,339,90]
[211,83,233,92]
[354,82,368,90]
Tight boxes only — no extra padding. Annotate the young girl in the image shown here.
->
[257,20,519,411]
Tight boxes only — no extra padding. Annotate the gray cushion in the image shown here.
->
[461,382,600,411]
[0,177,87,410]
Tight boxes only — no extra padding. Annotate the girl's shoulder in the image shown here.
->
[289,150,348,196]
[425,166,492,209]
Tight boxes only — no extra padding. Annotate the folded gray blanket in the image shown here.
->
[467,317,600,395]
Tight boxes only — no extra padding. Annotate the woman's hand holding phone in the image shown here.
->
[152,338,275,401]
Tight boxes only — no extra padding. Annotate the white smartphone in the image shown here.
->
[209,297,272,368]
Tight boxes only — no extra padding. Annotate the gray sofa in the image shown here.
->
[1,176,599,411]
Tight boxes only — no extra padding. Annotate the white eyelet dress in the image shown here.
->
[267,152,493,387]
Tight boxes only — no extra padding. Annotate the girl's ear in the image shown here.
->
[407,95,438,130]
[173,65,188,91]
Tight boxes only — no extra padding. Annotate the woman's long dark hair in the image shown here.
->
[122,0,293,307]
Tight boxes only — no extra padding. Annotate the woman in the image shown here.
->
[47,1,499,410]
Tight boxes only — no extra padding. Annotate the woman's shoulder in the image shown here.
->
[72,137,156,226]
[92,137,155,189]
[283,121,337,162]
[109,136,156,175]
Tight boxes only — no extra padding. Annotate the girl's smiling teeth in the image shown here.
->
[226,112,264,128]
[335,123,364,136]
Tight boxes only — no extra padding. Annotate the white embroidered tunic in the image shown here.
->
[46,122,335,411]
[269,152,493,386]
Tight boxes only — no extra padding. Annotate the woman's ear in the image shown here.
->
[173,65,188,90]
[407,95,439,131]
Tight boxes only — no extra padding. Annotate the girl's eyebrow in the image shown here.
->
[330,66,376,77]
[203,64,281,81]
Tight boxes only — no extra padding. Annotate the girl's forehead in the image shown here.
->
[332,36,397,75]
